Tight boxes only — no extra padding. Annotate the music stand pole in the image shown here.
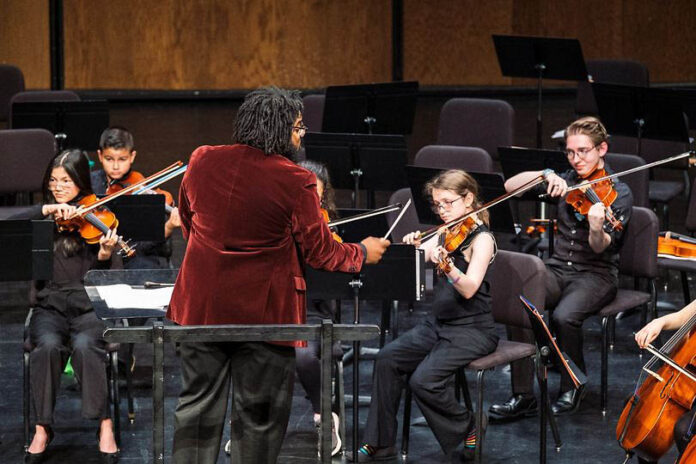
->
[350,277,363,460]
[536,63,546,149]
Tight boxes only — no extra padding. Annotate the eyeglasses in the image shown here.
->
[292,123,308,136]
[565,145,598,160]
[48,178,76,189]
[430,196,462,213]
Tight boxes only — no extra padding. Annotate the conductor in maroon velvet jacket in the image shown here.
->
[167,86,390,464]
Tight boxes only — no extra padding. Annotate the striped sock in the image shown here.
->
[465,427,477,449]
[358,444,375,456]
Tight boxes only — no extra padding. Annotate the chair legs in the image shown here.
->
[601,316,612,415]
[109,351,121,447]
[23,350,30,451]
[335,359,346,455]
[125,344,135,423]
[400,387,412,459]
[474,370,486,464]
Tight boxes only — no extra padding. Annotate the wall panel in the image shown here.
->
[0,0,50,89]
[63,0,392,89]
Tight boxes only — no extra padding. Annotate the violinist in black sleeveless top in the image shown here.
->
[634,300,696,463]
[350,169,499,462]
[8,149,121,463]
[490,117,633,419]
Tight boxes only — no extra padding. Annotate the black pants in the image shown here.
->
[295,309,340,414]
[29,306,109,425]
[508,264,617,395]
[172,341,295,464]
[363,317,498,455]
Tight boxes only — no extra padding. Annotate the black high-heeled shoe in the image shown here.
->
[24,427,54,464]
[96,428,120,464]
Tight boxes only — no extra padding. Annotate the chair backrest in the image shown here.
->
[414,145,495,173]
[302,94,325,132]
[437,98,514,162]
[610,136,689,167]
[618,206,659,279]
[605,153,649,208]
[0,64,25,122]
[386,188,430,243]
[0,129,57,194]
[8,90,81,128]
[576,60,649,116]
[489,250,546,330]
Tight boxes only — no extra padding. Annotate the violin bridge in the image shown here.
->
[643,366,664,383]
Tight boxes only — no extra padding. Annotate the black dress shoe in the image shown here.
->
[551,387,586,416]
[489,395,538,420]
[345,445,397,462]
[24,427,54,464]
[96,429,120,463]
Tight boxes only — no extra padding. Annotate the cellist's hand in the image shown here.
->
[42,203,77,220]
[402,231,422,247]
[635,319,666,349]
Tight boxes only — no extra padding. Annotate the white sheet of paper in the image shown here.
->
[96,284,174,309]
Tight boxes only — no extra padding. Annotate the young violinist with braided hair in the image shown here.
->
[8,149,121,463]
[490,116,633,420]
[350,169,498,462]
[295,159,344,456]
[633,299,696,464]
[168,86,389,464]
[91,126,181,269]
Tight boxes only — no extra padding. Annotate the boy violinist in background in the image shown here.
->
[91,127,180,269]
[296,159,343,456]
[351,169,499,462]
[490,116,633,420]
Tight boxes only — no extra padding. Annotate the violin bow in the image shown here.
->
[417,174,546,243]
[72,162,183,217]
[327,203,402,228]
[563,150,693,194]
[644,343,696,385]
[132,165,188,195]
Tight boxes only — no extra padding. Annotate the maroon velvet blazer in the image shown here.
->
[167,144,364,347]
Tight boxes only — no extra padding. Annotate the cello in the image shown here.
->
[616,311,696,462]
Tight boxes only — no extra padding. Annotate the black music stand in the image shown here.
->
[592,83,691,156]
[84,269,178,320]
[108,195,166,242]
[405,166,517,235]
[305,244,425,460]
[322,81,419,134]
[12,100,110,151]
[0,220,53,281]
[519,295,586,464]
[493,35,587,148]
[335,208,390,243]
[304,132,408,207]
[660,87,696,131]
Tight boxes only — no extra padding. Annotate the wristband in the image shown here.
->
[542,168,554,180]
[447,270,462,285]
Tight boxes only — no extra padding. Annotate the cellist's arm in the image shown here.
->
[635,299,696,348]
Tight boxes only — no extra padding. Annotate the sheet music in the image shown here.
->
[95,284,173,309]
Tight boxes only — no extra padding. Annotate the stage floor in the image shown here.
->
[0,251,688,463]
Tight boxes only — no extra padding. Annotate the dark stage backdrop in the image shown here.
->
[2,0,696,90]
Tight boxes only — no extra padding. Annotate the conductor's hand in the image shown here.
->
[361,237,390,264]
[635,319,665,349]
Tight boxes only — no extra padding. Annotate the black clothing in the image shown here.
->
[90,169,172,269]
[431,225,495,322]
[508,164,633,396]
[173,341,295,464]
[9,205,118,425]
[363,227,498,454]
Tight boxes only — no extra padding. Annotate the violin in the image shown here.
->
[321,208,343,243]
[657,231,696,259]
[106,170,175,213]
[55,194,136,257]
[565,167,624,231]
[616,313,696,462]
[436,217,477,275]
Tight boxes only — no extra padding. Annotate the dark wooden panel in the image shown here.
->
[403,0,514,86]
[0,0,50,89]
[63,0,391,89]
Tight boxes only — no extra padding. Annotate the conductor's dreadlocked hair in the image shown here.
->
[233,86,304,158]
